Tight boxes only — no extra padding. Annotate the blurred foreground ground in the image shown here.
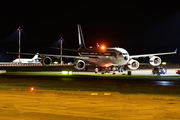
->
[0,90,180,120]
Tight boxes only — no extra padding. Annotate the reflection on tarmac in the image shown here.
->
[155,81,178,86]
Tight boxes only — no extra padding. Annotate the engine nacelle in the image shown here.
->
[41,57,52,66]
[149,56,161,66]
[127,59,139,70]
[74,60,86,70]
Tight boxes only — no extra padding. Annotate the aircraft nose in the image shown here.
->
[124,56,128,60]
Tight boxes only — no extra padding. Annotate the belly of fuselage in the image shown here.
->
[86,56,127,66]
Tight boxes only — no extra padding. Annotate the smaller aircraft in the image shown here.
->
[12,53,40,64]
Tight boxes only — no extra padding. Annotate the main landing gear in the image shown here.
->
[95,66,126,74]
[111,66,125,74]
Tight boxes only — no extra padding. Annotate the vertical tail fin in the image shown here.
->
[77,24,86,48]
[32,53,39,60]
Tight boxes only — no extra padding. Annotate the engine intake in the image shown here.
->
[149,56,161,66]
[74,60,86,70]
[41,57,52,66]
[127,59,139,70]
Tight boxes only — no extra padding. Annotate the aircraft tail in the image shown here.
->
[32,53,39,60]
[77,24,86,48]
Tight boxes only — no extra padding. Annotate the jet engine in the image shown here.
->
[127,59,139,70]
[149,56,161,66]
[74,60,86,70]
[41,57,52,66]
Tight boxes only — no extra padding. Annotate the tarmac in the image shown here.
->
[1,90,180,120]
[1,64,180,119]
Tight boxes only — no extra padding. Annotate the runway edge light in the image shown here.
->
[162,62,166,65]
[62,71,73,74]
[62,71,68,74]
[69,71,73,74]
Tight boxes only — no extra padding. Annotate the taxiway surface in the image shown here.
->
[0,64,179,72]
[1,65,180,119]
[1,90,180,120]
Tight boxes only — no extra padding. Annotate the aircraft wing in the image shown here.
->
[129,49,177,59]
[7,51,89,60]
[50,47,78,52]
[41,54,89,59]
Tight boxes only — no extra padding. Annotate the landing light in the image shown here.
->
[105,65,109,68]
[54,61,58,64]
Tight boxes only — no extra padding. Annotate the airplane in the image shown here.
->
[48,24,177,72]
[12,53,40,64]
[7,25,177,73]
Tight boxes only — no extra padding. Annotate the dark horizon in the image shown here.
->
[0,2,179,63]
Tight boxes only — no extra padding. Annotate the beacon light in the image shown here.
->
[101,46,105,49]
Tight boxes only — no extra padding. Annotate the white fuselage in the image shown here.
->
[78,47,129,67]
[13,58,40,64]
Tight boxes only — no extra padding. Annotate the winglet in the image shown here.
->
[175,49,178,54]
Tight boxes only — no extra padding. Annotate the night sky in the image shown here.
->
[0,2,180,63]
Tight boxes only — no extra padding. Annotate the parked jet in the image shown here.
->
[47,24,177,72]
[8,25,177,72]
[13,53,40,64]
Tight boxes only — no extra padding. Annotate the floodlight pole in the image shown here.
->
[18,26,21,63]
[60,37,63,65]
